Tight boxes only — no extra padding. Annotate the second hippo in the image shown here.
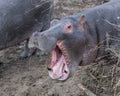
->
[0,0,53,58]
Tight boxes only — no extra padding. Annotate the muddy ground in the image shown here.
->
[0,0,120,96]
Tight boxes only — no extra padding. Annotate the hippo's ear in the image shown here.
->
[51,19,60,27]
[79,15,86,30]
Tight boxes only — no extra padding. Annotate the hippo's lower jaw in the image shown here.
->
[48,41,70,80]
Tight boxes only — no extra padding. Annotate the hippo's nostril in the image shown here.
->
[33,32,39,37]
[47,67,52,71]
[64,70,68,74]
[41,33,45,38]
[30,47,35,50]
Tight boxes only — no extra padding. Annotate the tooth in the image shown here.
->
[58,43,71,65]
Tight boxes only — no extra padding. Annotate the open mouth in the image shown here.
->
[48,41,70,80]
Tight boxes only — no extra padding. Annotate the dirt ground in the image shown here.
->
[0,0,120,96]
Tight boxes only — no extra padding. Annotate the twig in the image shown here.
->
[104,19,120,31]
[114,79,120,96]
[89,73,98,81]
[78,83,97,96]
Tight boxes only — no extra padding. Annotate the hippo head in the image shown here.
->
[28,14,97,80]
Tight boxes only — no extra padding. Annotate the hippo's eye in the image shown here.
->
[41,33,46,38]
[65,23,73,33]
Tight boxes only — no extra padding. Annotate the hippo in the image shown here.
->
[28,0,120,80]
[0,0,53,58]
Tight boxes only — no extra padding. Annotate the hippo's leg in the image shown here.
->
[20,40,47,58]
[35,49,47,56]
[20,39,36,58]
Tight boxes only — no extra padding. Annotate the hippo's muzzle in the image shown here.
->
[29,32,71,80]
[28,31,57,53]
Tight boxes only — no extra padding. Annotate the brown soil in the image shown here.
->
[0,0,120,96]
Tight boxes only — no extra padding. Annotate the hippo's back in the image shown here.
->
[0,0,53,49]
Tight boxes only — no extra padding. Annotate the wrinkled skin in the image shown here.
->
[29,0,120,80]
[0,0,53,58]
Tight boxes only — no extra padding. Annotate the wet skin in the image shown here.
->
[29,0,120,80]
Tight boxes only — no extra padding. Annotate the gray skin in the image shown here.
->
[0,0,53,58]
[28,0,120,80]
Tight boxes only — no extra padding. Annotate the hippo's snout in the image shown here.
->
[33,31,39,37]
[28,31,39,49]
[28,31,57,53]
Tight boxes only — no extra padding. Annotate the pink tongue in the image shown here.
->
[58,60,69,80]
[49,55,66,79]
